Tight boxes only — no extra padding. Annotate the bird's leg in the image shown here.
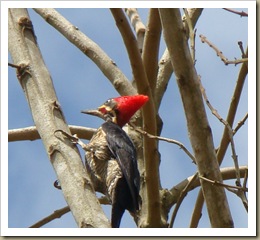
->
[53,130,91,192]
[54,129,90,152]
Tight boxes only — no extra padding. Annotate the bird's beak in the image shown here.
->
[81,109,105,120]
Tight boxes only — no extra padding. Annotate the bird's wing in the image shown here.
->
[102,121,140,211]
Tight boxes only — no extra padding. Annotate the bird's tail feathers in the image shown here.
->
[111,204,125,228]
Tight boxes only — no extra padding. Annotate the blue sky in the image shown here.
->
[4,4,253,235]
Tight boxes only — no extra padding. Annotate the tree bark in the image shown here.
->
[110,9,164,227]
[159,8,234,228]
[8,8,110,228]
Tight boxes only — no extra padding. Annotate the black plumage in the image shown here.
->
[85,121,140,228]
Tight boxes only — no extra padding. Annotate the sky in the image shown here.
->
[2,2,255,237]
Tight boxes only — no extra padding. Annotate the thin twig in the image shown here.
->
[29,206,71,228]
[183,8,197,65]
[189,187,204,228]
[169,173,198,228]
[199,77,248,211]
[223,8,248,17]
[243,168,248,190]
[199,34,248,66]
[238,41,246,58]
[189,166,248,227]
[233,113,248,135]
[240,169,248,211]
[237,190,248,212]
[200,175,248,212]
[199,175,248,192]
[198,76,241,187]
[8,62,21,69]
[129,123,196,164]
[192,48,248,228]
[29,196,110,228]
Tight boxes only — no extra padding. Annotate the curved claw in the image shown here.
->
[54,129,79,143]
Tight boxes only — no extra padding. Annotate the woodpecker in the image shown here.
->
[82,95,149,228]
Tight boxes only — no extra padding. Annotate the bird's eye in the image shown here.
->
[104,99,118,110]
[105,99,111,104]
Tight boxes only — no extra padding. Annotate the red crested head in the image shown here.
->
[98,95,149,127]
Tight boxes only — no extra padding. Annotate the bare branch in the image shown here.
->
[192,47,248,228]
[110,9,152,98]
[164,166,248,217]
[199,34,248,65]
[155,8,203,110]
[169,173,198,228]
[223,8,248,17]
[155,50,172,110]
[238,41,246,58]
[233,113,248,135]
[9,8,110,228]
[183,8,204,29]
[198,76,241,186]
[29,196,110,228]
[110,8,163,227]
[200,175,248,212]
[241,169,248,211]
[129,123,196,164]
[142,9,161,96]
[217,46,248,164]
[183,8,197,64]
[199,175,248,192]
[33,8,136,96]
[30,206,70,228]
[159,8,234,228]
[189,166,248,228]
[8,125,96,142]
[125,8,146,53]
[189,188,204,228]
[243,168,248,190]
